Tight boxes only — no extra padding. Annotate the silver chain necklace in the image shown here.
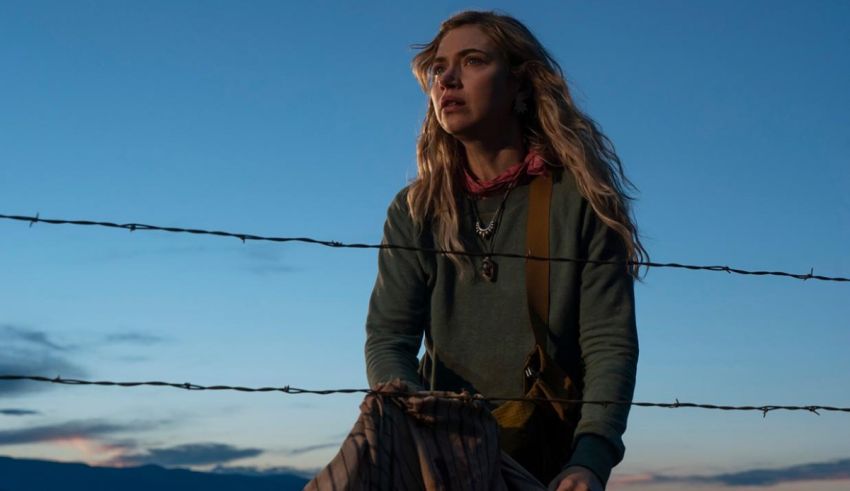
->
[474,216,497,239]
[469,181,518,282]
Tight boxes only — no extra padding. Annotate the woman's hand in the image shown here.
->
[548,466,603,491]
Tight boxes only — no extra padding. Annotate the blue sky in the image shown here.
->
[1,1,848,488]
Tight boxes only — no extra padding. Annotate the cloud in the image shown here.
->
[1,325,70,351]
[0,420,144,446]
[0,325,167,393]
[702,458,850,486]
[240,245,298,275]
[613,458,850,488]
[120,443,263,467]
[0,408,40,416]
[102,332,166,345]
[242,246,283,263]
[281,442,341,456]
[0,325,86,395]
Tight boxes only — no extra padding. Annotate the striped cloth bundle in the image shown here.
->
[305,380,545,491]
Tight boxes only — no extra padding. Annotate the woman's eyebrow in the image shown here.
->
[433,48,491,64]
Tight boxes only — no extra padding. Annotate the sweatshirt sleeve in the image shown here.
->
[565,200,639,485]
[364,189,430,391]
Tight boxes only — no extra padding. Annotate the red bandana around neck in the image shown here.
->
[462,150,548,198]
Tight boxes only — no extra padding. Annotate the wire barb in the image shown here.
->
[1,213,847,283]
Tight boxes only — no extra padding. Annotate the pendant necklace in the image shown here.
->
[470,180,518,282]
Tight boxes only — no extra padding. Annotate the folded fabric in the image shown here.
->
[305,380,545,491]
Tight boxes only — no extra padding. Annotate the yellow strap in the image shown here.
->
[525,173,552,347]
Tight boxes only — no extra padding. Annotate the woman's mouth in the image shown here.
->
[440,95,466,112]
[442,101,465,112]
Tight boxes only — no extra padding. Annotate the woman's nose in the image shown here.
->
[437,65,460,89]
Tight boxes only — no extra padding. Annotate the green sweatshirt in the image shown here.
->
[364,169,638,486]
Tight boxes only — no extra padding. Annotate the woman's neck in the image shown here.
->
[460,124,526,181]
[464,143,525,181]
[457,118,527,181]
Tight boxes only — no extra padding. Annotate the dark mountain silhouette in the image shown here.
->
[0,456,308,490]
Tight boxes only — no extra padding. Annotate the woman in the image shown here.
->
[365,11,644,491]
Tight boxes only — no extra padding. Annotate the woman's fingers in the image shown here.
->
[550,466,602,491]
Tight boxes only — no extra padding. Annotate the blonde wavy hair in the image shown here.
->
[407,10,648,278]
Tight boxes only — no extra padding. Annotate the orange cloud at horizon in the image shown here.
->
[50,435,131,467]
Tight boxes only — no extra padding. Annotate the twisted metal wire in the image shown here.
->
[2,375,848,417]
[1,213,846,283]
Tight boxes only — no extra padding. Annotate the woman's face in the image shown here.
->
[429,25,519,140]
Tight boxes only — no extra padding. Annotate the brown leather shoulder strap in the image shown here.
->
[526,173,552,348]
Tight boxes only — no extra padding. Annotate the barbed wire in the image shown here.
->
[2,375,848,417]
[1,213,847,283]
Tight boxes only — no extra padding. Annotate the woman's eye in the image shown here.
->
[465,57,484,66]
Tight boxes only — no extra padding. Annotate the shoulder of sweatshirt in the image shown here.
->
[384,184,420,226]
[552,166,586,205]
